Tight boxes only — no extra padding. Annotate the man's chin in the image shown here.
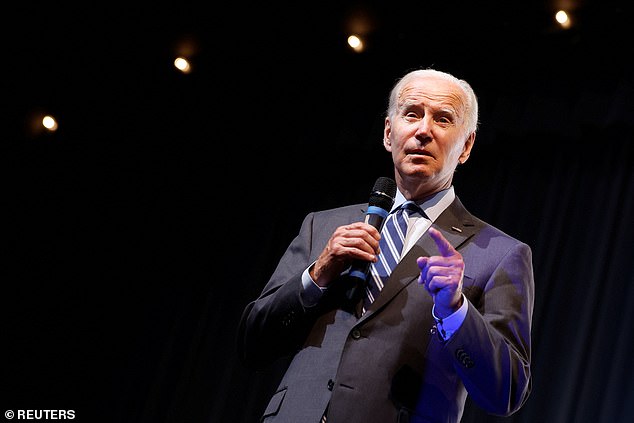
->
[403,166,434,179]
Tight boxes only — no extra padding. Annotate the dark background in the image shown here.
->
[3,1,634,422]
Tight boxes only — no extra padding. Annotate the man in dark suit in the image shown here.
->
[237,68,534,423]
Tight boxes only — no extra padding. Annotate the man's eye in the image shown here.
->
[436,116,452,124]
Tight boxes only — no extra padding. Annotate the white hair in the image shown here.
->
[386,68,479,135]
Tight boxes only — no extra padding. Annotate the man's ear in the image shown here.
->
[458,132,476,164]
[383,118,392,152]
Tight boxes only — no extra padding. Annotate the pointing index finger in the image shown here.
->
[427,227,457,257]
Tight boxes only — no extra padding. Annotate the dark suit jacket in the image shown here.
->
[238,196,534,423]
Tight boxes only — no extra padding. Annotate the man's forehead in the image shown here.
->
[398,79,465,112]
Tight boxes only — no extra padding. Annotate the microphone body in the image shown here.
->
[347,207,390,280]
[346,177,397,301]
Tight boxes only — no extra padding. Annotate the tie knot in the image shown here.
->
[398,201,422,217]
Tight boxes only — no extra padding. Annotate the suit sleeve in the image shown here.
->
[438,241,535,416]
[236,212,324,370]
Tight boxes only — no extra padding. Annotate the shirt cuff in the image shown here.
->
[432,294,468,341]
[301,264,327,306]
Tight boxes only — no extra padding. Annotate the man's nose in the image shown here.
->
[415,116,433,139]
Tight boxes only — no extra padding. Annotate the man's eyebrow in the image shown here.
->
[398,100,418,109]
[436,107,458,116]
[399,100,458,116]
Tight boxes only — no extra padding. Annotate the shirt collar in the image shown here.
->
[392,186,455,222]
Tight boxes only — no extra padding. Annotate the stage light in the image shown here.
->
[42,115,58,132]
[174,57,192,74]
[555,10,571,28]
[25,111,59,138]
[347,35,364,52]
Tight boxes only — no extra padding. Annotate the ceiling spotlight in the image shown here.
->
[174,57,192,74]
[555,10,571,29]
[347,35,364,53]
[42,115,58,132]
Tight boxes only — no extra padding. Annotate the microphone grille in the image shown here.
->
[368,177,397,211]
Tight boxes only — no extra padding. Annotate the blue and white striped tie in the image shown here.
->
[364,201,420,311]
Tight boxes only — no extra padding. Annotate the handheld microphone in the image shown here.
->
[346,176,397,301]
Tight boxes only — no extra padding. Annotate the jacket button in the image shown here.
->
[351,329,361,339]
[327,379,334,391]
[455,348,475,368]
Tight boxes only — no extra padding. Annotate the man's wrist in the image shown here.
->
[431,294,468,341]
[433,294,464,319]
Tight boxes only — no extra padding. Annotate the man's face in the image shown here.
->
[384,75,474,198]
